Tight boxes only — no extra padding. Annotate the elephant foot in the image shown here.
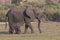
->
[31,31,34,34]
[15,31,21,34]
[9,31,13,34]
[15,28,21,34]
[15,32,20,34]
[23,32,27,34]
[40,31,42,33]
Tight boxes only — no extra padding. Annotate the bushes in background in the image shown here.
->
[0,3,60,22]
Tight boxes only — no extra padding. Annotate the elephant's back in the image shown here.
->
[11,8,25,25]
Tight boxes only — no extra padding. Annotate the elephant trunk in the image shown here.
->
[37,17,42,33]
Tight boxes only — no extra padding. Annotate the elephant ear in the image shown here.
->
[26,7,35,21]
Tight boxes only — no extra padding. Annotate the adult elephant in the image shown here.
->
[6,6,41,34]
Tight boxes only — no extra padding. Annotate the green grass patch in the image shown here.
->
[0,34,60,40]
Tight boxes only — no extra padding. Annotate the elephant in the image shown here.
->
[6,6,41,34]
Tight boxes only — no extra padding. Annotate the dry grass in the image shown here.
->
[0,21,60,40]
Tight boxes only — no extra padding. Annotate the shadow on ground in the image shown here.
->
[0,31,9,34]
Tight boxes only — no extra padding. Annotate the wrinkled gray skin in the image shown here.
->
[6,7,41,34]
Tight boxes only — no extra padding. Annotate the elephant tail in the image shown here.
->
[5,17,8,29]
[5,8,10,29]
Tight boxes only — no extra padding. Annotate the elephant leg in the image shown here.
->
[26,22,34,33]
[23,24,28,34]
[9,26,14,34]
[27,23,34,33]
[15,28,20,34]
[24,17,34,33]
[24,23,34,34]
[15,24,21,34]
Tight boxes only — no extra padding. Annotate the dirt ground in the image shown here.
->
[0,21,60,40]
